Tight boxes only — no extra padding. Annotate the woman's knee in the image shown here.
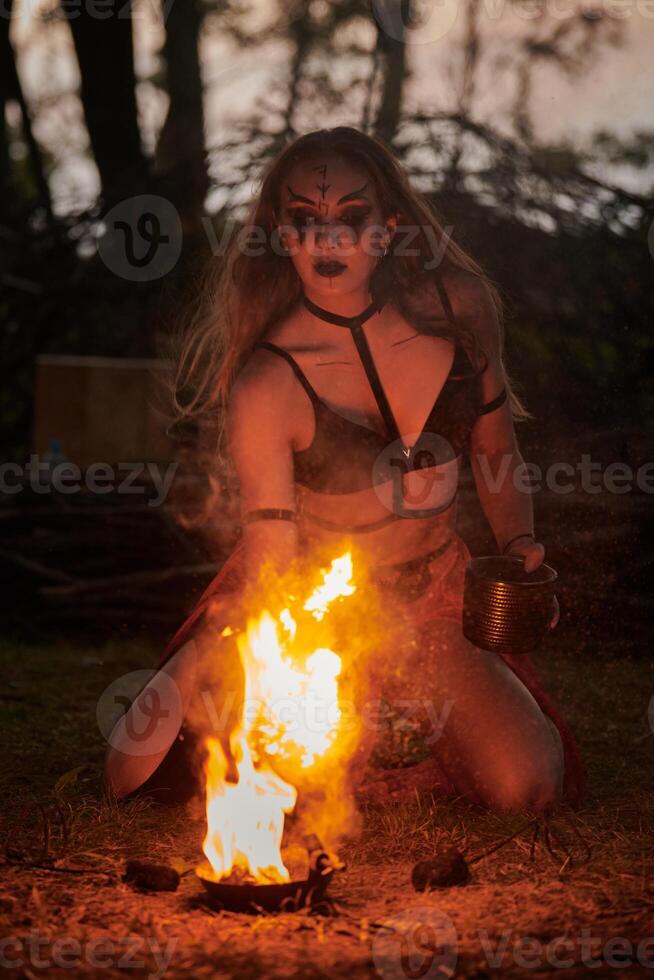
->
[484,768,561,814]
[480,726,564,813]
[418,623,566,812]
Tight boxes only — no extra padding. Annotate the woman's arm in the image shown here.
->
[227,351,302,584]
[449,272,545,573]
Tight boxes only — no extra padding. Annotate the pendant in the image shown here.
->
[402,446,411,459]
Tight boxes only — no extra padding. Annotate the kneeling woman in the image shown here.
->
[105,127,584,812]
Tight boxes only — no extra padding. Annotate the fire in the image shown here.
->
[202,736,296,883]
[199,552,355,885]
[303,553,356,621]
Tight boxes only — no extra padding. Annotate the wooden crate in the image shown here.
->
[33,355,177,467]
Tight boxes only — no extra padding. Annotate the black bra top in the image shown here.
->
[252,287,507,499]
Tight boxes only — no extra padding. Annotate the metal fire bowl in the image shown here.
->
[196,865,333,914]
[196,837,340,915]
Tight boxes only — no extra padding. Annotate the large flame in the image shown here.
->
[199,552,355,884]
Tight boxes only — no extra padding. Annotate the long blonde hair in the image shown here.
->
[167,126,530,455]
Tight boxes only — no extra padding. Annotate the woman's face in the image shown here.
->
[275,154,397,296]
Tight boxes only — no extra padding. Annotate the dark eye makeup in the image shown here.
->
[287,207,371,230]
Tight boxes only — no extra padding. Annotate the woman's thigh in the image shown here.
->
[381,618,564,811]
[104,637,200,798]
[105,623,246,798]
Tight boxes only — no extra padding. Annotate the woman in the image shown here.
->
[105,127,584,811]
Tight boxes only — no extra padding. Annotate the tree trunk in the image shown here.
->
[1,0,55,224]
[0,8,14,207]
[67,0,149,204]
[373,1,409,146]
[154,0,208,224]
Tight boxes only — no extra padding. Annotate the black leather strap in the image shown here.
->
[478,387,507,415]
[349,323,401,442]
[254,342,321,406]
[371,535,456,601]
[242,508,297,525]
[302,292,384,328]
[380,534,455,574]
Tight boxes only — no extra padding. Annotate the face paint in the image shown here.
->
[285,167,374,246]
[277,156,394,297]
[313,163,330,217]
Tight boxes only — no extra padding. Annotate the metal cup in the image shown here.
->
[462,556,558,654]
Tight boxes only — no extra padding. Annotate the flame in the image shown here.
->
[201,737,296,883]
[199,552,355,884]
[303,553,356,621]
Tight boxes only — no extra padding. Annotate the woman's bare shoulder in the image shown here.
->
[230,345,296,408]
[227,348,299,503]
[228,336,310,451]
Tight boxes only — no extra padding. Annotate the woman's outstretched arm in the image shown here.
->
[227,349,302,584]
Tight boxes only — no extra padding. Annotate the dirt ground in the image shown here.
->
[1,457,652,979]
[1,629,652,979]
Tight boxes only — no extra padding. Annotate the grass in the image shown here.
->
[0,635,653,978]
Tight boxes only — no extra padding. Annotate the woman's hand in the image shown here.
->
[505,537,544,573]
[505,539,560,630]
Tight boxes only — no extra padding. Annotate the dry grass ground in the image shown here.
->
[1,632,653,979]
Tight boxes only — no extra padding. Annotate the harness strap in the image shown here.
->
[349,323,402,443]
[299,508,400,533]
[433,274,456,326]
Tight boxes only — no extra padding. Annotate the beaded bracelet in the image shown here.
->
[501,532,536,555]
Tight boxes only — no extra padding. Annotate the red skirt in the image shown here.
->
[160,534,585,808]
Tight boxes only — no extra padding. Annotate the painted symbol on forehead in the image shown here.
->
[312,163,330,216]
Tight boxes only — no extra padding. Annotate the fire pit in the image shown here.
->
[196,835,341,913]
[193,553,357,915]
